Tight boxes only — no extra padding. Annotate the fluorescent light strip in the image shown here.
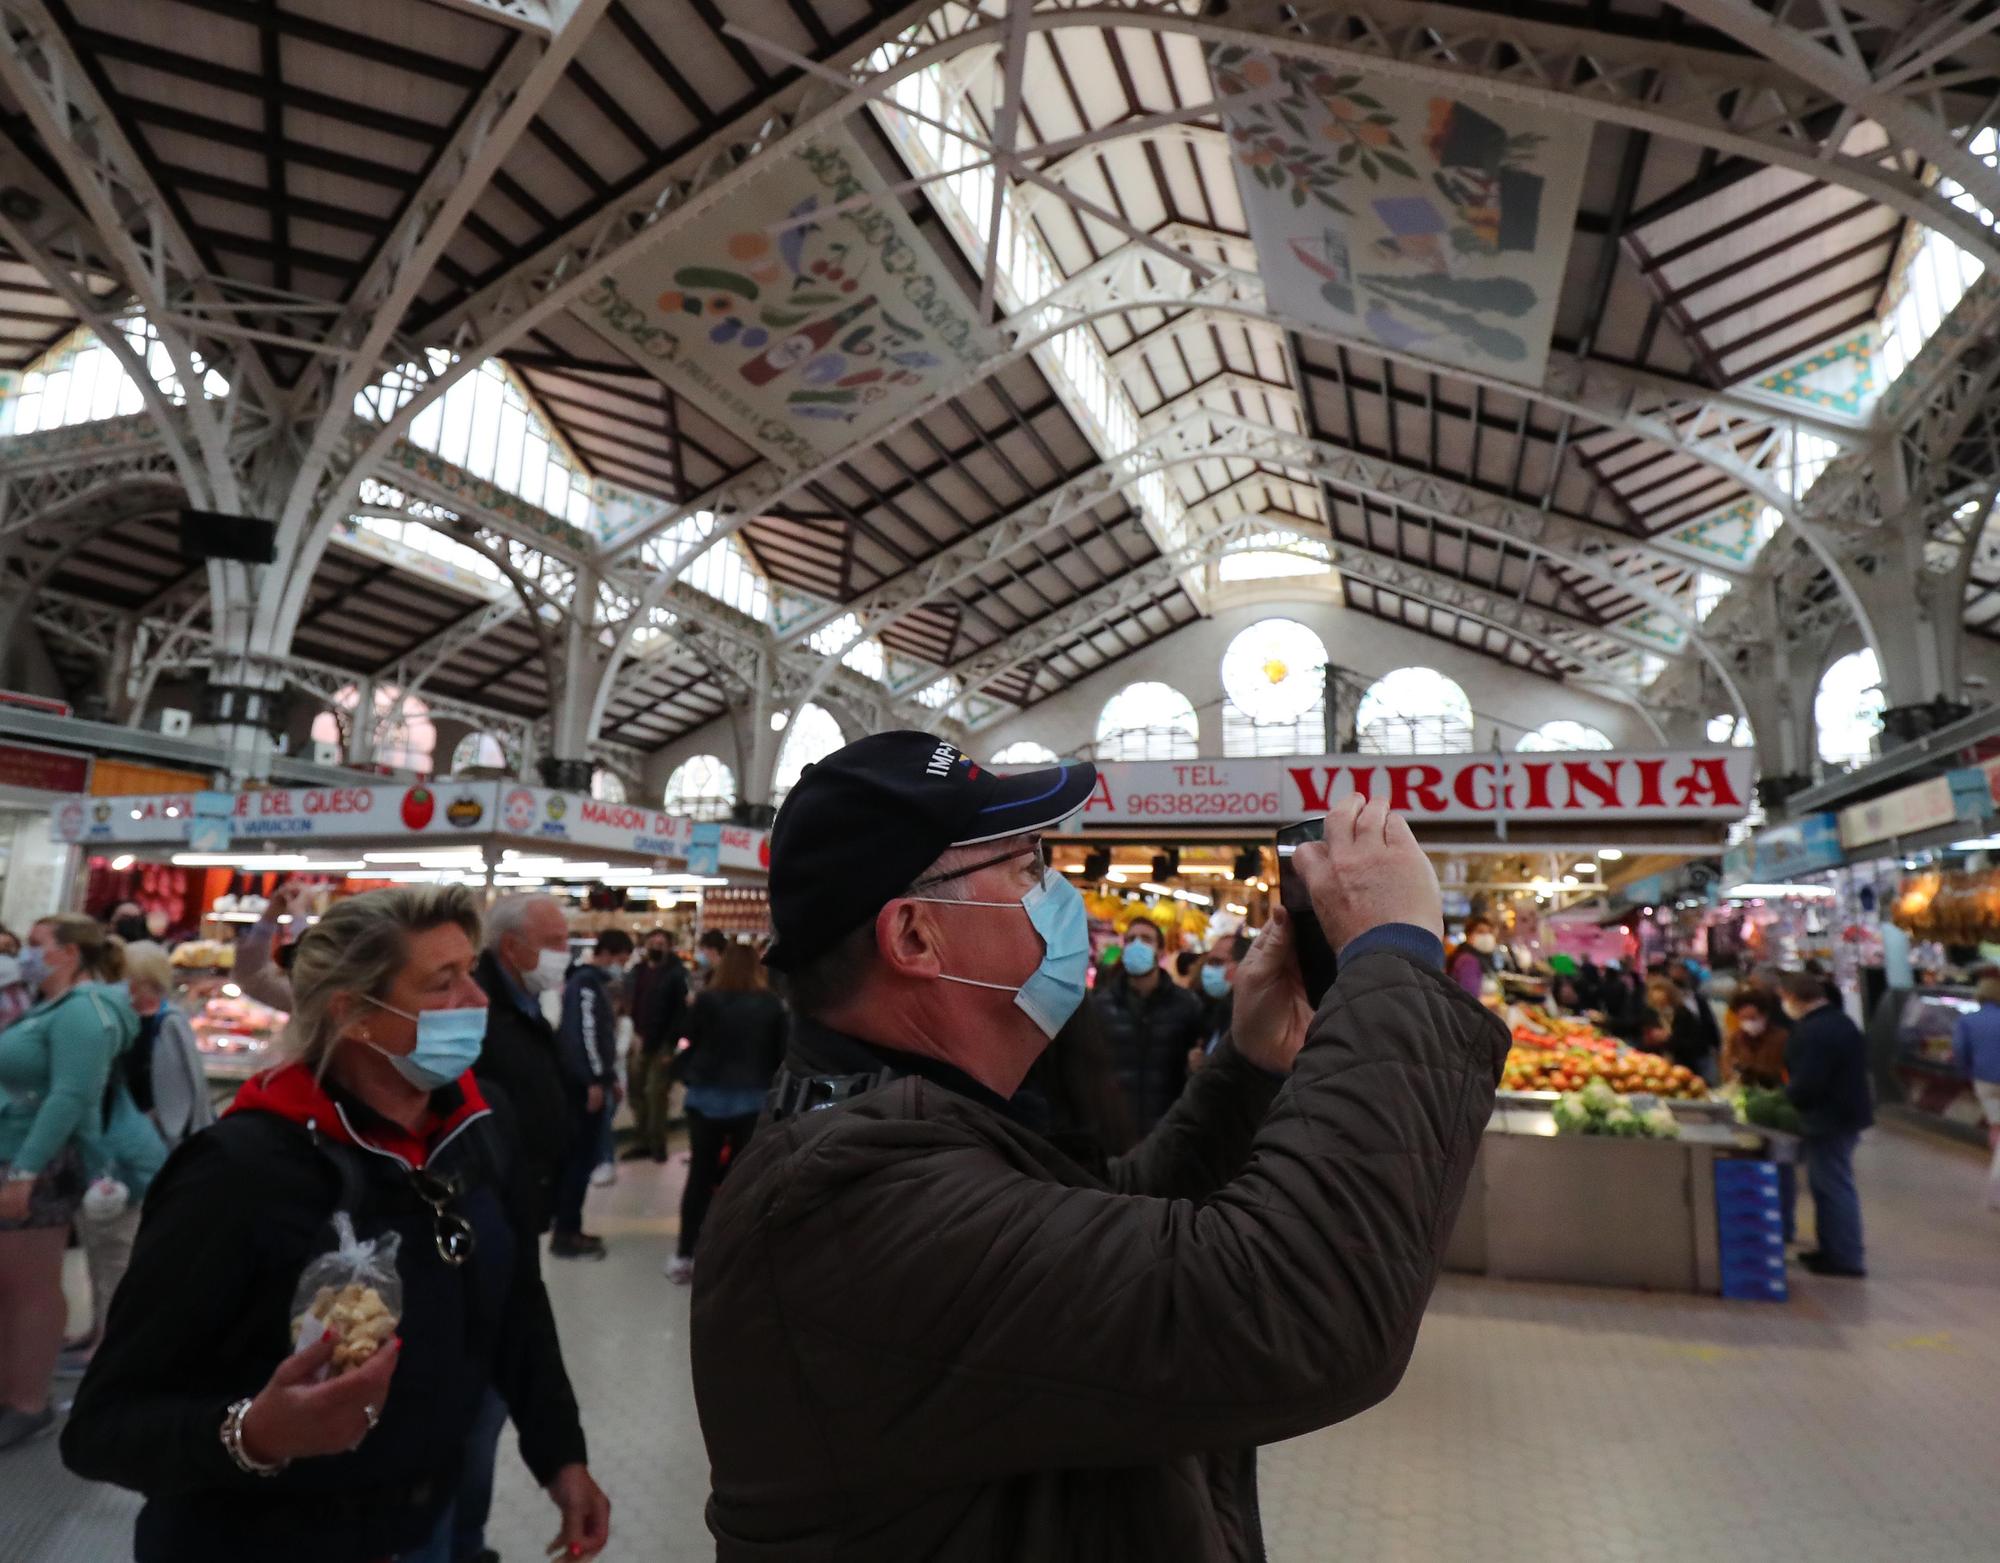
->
[1724,883,1837,899]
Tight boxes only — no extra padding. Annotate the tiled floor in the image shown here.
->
[5,1122,1997,1562]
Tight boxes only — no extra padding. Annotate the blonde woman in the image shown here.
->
[63,886,609,1563]
[0,914,138,1451]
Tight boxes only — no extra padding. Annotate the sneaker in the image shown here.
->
[0,1406,55,1453]
[663,1255,695,1285]
[590,1163,617,1188]
[52,1348,93,1380]
[549,1233,608,1261]
[1799,1251,1866,1278]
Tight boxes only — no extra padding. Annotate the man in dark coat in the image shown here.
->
[626,928,690,1160]
[1090,915,1206,1133]
[1780,969,1874,1276]
[691,732,1506,1563]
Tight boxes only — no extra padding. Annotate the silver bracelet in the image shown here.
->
[221,1397,287,1477]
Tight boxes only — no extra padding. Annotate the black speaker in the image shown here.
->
[179,508,278,564]
[1151,848,1179,882]
[1082,848,1111,882]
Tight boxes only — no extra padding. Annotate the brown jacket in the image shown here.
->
[690,949,1506,1561]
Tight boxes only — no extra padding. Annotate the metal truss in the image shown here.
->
[1672,0,2000,223]
[280,0,611,572]
[418,0,563,31]
[0,0,277,484]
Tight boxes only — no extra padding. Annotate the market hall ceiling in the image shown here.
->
[0,0,1996,749]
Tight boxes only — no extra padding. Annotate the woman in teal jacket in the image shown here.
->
[0,914,136,1452]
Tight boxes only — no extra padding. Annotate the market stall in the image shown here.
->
[54,779,772,1078]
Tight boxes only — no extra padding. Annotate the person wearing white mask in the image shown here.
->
[472,894,578,1238]
[1449,915,1501,997]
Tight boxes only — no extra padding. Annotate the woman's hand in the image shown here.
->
[0,1179,30,1224]
[1229,908,1313,1075]
[544,1462,611,1558]
[239,1334,401,1464]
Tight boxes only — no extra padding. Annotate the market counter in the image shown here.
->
[1444,1097,1769,1294]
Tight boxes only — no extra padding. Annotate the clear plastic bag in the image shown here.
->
[289,1212,402,1378]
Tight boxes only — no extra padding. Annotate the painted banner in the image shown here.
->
[1837,768,1989,850]
[1209,46,1586,385]
[54,783,498,846]
[1076,751,1754,828]
[573,126,994,473]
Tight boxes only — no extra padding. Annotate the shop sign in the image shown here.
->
[1751,813,1843,878]
[1078,750,1753,827]
[687,821,722,877]
[498,789,770,872]
[0,740,90,795]
[57,784,500,844]
[1837,769,1988,850]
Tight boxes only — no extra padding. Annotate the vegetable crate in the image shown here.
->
[1714,1160,1789,1302]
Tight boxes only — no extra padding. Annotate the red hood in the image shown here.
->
[228,1061,489,1171]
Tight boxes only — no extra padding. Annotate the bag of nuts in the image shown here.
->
[289,1212,402,1379]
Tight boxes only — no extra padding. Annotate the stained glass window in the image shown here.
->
[1222,618,1327,756]
[1817,650,1884,770]
[1095,682,1199,761]
[774,704,846,800]
[662,755,737,820]
[1515,720,1612,752]
[1355,667,1474,755]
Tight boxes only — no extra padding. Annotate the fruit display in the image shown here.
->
[1501,1008,1708,1099]
[1551,1080,1681,1139]
[190,992,285,1062]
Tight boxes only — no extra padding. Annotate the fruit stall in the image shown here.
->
[1442,1003,1779,1295]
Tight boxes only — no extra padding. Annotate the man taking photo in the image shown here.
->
[691,732,1507,1561]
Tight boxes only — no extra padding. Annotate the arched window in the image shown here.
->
[314,685,435,774]
[662,754,737,820]
[450,731,509,773]
[1817,650,1884,770]
[590,769,628,804]
[1355,667,1474,755]
[1222,617,1327,757]
[992,741,1060,767]
[1515,720,1613,753]
[1095,681,1199,761]
[1708,713,1754,749]
[773,704,846,802]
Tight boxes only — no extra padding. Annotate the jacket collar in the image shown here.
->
[228,1060,489,1171]
[789,1015,1050,1133]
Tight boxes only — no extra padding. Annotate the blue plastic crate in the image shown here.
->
[1715,1160,1781,1190]
[1721,1273,1789,1302]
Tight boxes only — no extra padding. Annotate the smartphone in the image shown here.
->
[1275,819,1338,1007]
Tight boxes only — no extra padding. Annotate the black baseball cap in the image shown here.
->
[763,730,1096,971]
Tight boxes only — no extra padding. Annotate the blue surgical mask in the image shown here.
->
[364,996,486,1090]
[16,945,48,991]
[916,868,1090,1039]
[1200,964,1231,1000]
[1121,938,1158,978]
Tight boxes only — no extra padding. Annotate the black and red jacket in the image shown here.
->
[62,1061,587,1563]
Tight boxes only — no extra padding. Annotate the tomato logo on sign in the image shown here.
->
[401,786,436,831]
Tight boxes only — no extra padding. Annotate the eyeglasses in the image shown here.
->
[410,1168,476,1266]
[909,837,1047,892]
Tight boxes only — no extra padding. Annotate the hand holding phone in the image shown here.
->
[1292,795,1443,949]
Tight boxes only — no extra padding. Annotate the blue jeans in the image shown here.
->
[596,1095,616,1165]
[395,1495,458,1563]
[452,1386,509,1562]
[1804,1131,1865,1271]
[1778,1163,1798,1244]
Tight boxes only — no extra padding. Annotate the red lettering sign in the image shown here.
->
[1563,759,1623,810]
[1517,762,1552,810]
[1386,764,1447,813]
[1632,757,1666,809]
[1287,766,1336,813]
[1453,762,1495,811]
[1673,757,1743,809]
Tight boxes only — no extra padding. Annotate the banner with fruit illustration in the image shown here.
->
[574,127,995,473]
[1208,45,1586,385]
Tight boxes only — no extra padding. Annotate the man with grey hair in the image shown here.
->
[461,891,579,1563]
[692,731,1506,1561]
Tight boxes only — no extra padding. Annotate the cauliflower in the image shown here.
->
[1641,1106,1681,1140]
[1550,1092,1591,1134]
[1580,1078,1620,1116]
[1602,1105,1641,1138]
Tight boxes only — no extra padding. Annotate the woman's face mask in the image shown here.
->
[1737,1015,1766,1036]
[1469,932,1497,955]
[1121,938,1160,978]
